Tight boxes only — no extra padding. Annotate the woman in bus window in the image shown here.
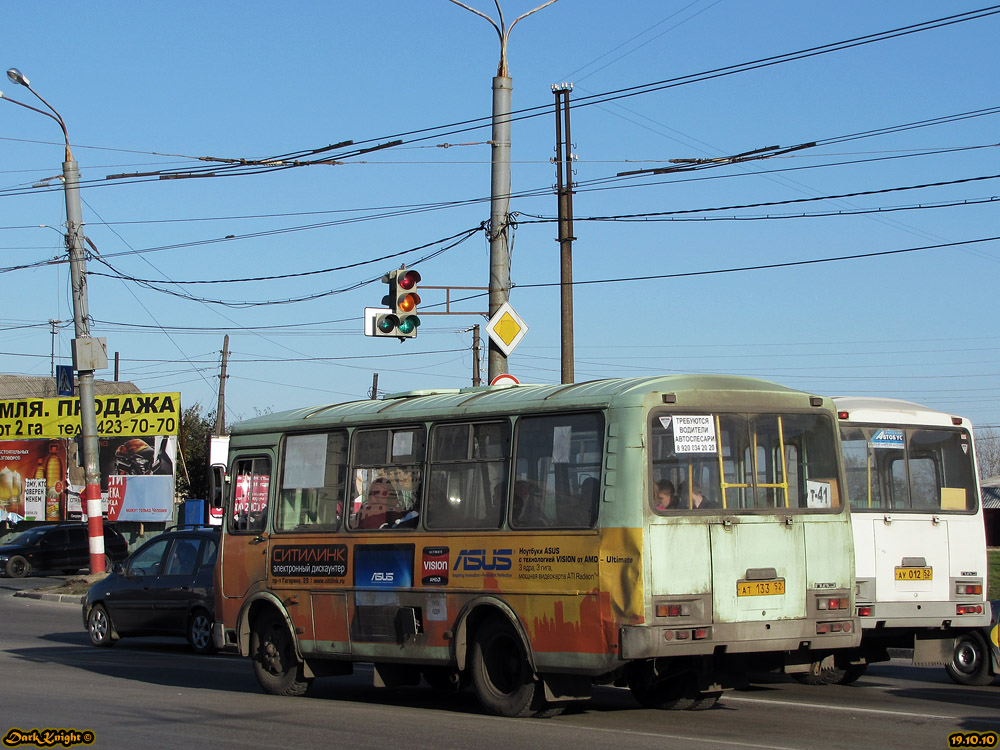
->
[357,477,399,529]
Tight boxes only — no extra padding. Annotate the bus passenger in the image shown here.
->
[678,481,717,510]
[654,479,676,510]
[512,480,547,527]
[357,477,400,529]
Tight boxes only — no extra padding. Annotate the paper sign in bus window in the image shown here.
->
[673,415,717,454]
[940,487,966,511]
[283,433,328,489]
[807,480,832,508]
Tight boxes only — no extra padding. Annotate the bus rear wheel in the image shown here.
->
[946,631,993,686]
[627,662,696,710]
[470,618,542,717]
[251,611,312,696]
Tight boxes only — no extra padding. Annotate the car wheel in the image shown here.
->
[5,555,30,578]
[251,611,311,696]
[188,609,217,655]
[87,604,116,647]
[946,631,994,686]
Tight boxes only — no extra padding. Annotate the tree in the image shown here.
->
[976,427,1000,482]
[176,403,216,501]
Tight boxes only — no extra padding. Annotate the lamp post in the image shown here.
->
[2,68,107,573]
[448,0,559,382]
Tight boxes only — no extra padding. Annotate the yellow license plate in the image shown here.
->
[895,567,932,581]
[737,579,786,597]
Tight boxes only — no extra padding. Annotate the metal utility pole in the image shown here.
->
[553,83,576,384]
[448,0,560,383]
[3,68,108,573]
[214,335,230,436]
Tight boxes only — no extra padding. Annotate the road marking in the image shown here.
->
[725,694,964,721]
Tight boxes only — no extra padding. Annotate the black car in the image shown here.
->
[0,523,129,578]
[83,527,219,654]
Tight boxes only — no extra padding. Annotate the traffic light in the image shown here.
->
[374,267,421,339]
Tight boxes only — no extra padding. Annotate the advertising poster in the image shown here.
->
[0,439,67,521]
[66,435,177,521]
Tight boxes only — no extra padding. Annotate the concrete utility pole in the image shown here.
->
[214,335,230,437]
[448,0,560,382]
[3,68,108,573]
[553,83,576,384]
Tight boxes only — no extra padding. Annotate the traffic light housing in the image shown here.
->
[374,267,421,339]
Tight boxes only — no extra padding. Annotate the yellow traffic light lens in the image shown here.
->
[398,293,418,313]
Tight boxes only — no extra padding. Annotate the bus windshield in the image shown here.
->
[839,425,977,512]
[650,411,841,511]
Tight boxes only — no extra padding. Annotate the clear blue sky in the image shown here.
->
[2,1,998,430]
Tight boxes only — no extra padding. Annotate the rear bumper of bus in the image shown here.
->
[619,618,860,660]
[856,600,991,630]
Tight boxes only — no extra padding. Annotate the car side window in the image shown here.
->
[127,538,170,578]
[163,538,200,576]
[200,538,218,567]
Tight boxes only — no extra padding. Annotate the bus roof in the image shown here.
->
[833,396,972,429]
[232,374,829,436]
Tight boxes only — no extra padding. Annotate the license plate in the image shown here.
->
[737,579,785,597]
[895,567,932,581]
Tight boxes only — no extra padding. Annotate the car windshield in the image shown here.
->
[4,527,49,546]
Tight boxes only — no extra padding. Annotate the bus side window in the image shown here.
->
[349,426,425,531]
[426,421,509,530]
[230,456,271,533]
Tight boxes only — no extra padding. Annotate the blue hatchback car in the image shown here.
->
[83,527,219,654]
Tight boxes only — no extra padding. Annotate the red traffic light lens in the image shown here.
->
[398,270,420,290]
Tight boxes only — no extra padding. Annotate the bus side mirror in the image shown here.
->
[209,464,227,511]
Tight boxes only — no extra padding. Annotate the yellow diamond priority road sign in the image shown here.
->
[485,301,528,357]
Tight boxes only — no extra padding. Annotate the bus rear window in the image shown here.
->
[650,412,841,512]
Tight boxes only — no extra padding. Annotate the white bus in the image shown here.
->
[834,397,990,684]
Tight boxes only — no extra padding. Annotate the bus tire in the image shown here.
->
[251,611,312,697]
[837,664,867,685]
[627,663,696,710]
[946,631,993,686]
[687,691,722,711]
[470,618,539,717]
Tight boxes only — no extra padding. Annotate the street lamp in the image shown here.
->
[447,0,559,382]
[2,68,108,574]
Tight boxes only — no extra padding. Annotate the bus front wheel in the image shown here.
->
[251,611,312,697]
[470,618,542,717]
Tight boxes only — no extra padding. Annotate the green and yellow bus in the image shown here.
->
[212,375,858,716]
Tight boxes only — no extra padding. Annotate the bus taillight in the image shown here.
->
[817,621,853,634]
[857,605,873,617]
[957,604,984,615]
[816,596,850,611]
[955,583,983,596]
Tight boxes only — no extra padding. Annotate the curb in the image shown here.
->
[13,590,86,604]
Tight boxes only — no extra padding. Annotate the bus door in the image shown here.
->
[219,453,273,601]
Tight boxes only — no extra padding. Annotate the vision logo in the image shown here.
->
[454,548,512,572]
[422,546,449,586]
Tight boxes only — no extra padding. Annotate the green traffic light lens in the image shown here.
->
[377,316,396,333]
[398,317,416,335]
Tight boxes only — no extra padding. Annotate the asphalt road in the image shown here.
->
[2,575,998,750]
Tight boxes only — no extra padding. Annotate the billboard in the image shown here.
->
[0,392,181,522]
